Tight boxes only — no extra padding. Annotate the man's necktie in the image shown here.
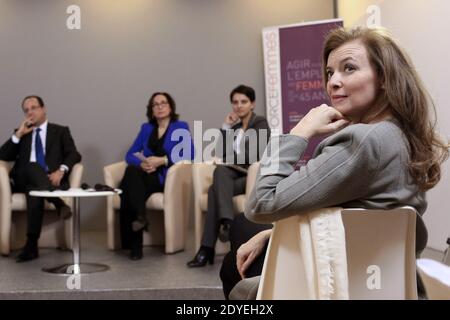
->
[35,128,47,171]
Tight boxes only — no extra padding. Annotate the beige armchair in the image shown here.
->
[104,161,192,254]
[192,161,260,253]
[256,207,418,300]
[417,258,450,299]
[0,160,83,256]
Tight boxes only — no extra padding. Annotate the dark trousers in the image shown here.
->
[119,165,163,249]
[12,163,68,239]
[219,213,272,299]
[201,166,247,248]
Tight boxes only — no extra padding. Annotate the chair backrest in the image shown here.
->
[417,258,450,300]
[257,207,418,300]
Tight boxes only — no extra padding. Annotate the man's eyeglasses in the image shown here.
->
[23,105,42,114]
[152,101,169,108]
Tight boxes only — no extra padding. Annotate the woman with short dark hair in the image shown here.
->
[187,85,271,268]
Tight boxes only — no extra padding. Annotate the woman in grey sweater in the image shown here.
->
[221,26,449,299]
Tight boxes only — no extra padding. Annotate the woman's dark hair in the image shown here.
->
[146,92,179,124]
[229,84,255,103]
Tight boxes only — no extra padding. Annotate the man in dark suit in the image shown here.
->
[0,95,81,262]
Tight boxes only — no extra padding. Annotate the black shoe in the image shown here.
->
[130,247,143,260]
[57,204,72,220]
[218,220,232,243]
[16,246,39,263]
[187,247,214,268]
[132,219,148,232]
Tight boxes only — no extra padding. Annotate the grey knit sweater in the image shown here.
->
[245,120,427,252]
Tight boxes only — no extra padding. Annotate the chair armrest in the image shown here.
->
[0,160,12,206]
[192,162,216,250]
[69,163,83,188]
[164,162,192,202]
[103,161,127,188]
[0,161,13,255]
[0,160,13,172]
[245,161,260,201]
[192,162,216,196]
[163,161,193,253]
[104,161,127,250]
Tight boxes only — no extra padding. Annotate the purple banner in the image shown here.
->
[279,20,342,164]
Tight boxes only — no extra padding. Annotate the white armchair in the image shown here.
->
[417,258,450,299]
[104,161,192,254]
[0,160,83,256]
[192,161,260,253]
[256,207,418,300]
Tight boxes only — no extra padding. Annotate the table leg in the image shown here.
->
[73,197,80,273]
[42,196,109,275]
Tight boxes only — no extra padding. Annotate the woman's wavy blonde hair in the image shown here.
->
[322,26,449,191]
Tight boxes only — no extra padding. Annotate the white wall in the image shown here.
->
[0,0,334,230]
[338,0,450,251]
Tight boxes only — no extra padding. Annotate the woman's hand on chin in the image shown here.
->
[290,104,350,139]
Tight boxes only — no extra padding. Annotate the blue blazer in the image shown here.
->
[125,120,194,185]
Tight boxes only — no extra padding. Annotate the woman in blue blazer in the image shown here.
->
[120,92,194,260]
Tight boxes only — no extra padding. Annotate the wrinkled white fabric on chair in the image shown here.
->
[232,207,349,300]
[299,207,349,300]
[253,206,417,300]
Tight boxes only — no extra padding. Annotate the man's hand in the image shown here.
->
[48,170,64,187]
[15,118,34,139]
